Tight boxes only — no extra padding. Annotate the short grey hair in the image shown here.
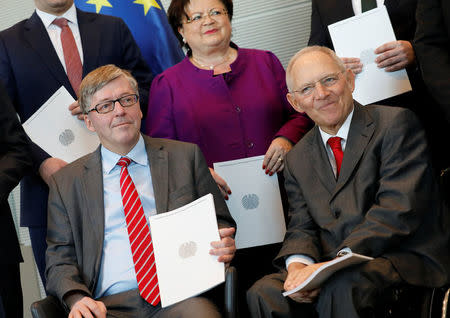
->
[286,46,346,92]
[79,64,138,114]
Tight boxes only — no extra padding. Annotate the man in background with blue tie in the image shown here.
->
[247,46,449,318]
[0,0,152,286]
[45,64,236,317]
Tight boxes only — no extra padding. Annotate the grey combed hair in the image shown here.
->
[79,64,138,114]
[285,46,346,92]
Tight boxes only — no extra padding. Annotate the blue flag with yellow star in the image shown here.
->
[74,0,185,75]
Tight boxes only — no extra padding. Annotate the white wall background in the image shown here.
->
[1,0,312,316]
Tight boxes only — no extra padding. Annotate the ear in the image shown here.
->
[287,92,305,113]
[345,68,356,93]
[84,114,96,133]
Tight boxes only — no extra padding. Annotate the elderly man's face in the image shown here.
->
[84,76,142,155]
[287,51,355,135]
[34,0,73,15]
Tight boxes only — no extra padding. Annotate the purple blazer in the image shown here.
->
[144,46,313,167]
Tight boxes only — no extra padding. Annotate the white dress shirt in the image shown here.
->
[35,3,84,73]
[94,135,157,298]
[285,108,355,269]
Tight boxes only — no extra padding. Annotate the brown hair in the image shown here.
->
[167,0,233,51]
[79,64,138,114]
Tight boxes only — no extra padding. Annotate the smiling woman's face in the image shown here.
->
[178,0,232,54]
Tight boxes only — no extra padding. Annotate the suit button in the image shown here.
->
[248,141,254,148]
[235,106,241,112]
[333,209,341,218]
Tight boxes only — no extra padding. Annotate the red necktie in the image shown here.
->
[327,137,344,177]
[117,157,160,306]
[52,18,82,96]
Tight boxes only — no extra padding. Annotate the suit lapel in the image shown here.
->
[24,12,75,97]
[144,137,169,214]
[81,147,105,290]
[309,127,337,194]
[333,103,375,198]
[77,9,101,77]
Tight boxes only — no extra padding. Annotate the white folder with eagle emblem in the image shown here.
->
[214,155,286,249]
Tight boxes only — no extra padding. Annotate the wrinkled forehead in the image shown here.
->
[292,52,342,86]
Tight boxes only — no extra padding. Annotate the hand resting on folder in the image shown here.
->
[284,262,325,303]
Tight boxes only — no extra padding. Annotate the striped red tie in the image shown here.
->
[327,137,344,177]
[52,18,82,96]
[117,157,160,306]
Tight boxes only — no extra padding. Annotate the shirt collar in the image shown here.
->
[36,3,78,29]
[101,135,148,174]
[319,106,355,147]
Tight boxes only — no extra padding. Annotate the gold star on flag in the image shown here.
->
[86,0,113,13]
[133,0,161,15]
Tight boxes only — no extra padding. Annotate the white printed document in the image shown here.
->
[22,86,100,162]
[214,155,286,249]
[283,252,374,296]
[149,194,224,308]
[328,6,412,105]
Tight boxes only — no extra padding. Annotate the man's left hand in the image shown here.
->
[69,100,84,120]
[210,227,236,264]
[374,40,415,72]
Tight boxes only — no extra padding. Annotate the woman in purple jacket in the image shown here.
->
[144,0,312,197]
[144,0,312,311]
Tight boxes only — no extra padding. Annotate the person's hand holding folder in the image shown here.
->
[284,262,325,303]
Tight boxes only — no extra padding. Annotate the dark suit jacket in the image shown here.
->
[45,136,235,303]
[276,103,449,287]
[0,9,152,228]
[308,0,417,49]
[0,81,32,264]
[414,0,450,122]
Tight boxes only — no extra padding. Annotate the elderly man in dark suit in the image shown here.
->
[0,81,32,318]
[246,46,449,318]
[45,64,236,317]
[0,0,152,286]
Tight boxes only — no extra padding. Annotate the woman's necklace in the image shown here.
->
[191,49,232,70]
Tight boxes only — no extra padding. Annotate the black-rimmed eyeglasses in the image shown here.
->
[87,94,139,114]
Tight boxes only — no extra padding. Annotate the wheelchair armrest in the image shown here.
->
[225,265,238,318]
[30,295,66,318]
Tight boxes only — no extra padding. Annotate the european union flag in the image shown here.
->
[74,0,185,75]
